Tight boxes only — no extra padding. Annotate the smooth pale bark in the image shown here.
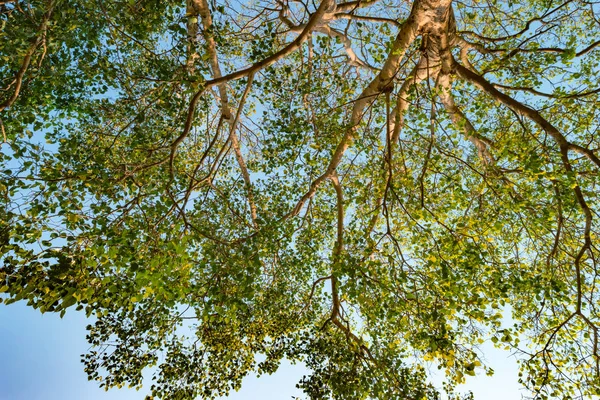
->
[172,0,336,162]
[192,0,259,227]
[288,0,423,217]
[176,0,600,383]
[436,72,494,163]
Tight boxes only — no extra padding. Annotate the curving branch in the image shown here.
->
[458,0,575,44]
[334,12,402,28]
[329,172,344,321]
[193,0,231,118]
[170,0,335,175]
[492,82,600,100]
[0,0,55,113]
[315,25,376,70]
[335,0,382,12]
[452,60,600,169]
[436,72,494,163]
[228,74,259,228]
[286,5,421,218]
[453,51,600,375]
[185,0,260,228]
[277,2,376,70]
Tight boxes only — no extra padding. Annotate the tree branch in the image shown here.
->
[170,0,335,176]
[228,73,259,228]
[287,9,420,218]
[453,60,600,168]
[0,0,55,112]
[436,72,494,163]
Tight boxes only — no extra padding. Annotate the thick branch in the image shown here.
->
[330,172,344,320]
[334,12,402,28]
[171,0,335,172]
[278,3,375,70]
[0,1,54,112]
[228,74,259,228]
[193,0,232,118]
[453,61,600,168]
[436,72,494,163]
[287,9,420,218]
[458,0,574,44]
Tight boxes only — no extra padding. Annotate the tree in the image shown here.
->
[2,0,600,398]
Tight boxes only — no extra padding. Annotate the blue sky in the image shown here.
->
[0,301,525,400]
[0,301,304,400]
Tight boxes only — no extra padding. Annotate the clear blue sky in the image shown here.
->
[0,301,525,400]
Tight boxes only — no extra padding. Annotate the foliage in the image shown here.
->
[2,0,600,398]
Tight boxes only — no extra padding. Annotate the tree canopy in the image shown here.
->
[2,0,600,398]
